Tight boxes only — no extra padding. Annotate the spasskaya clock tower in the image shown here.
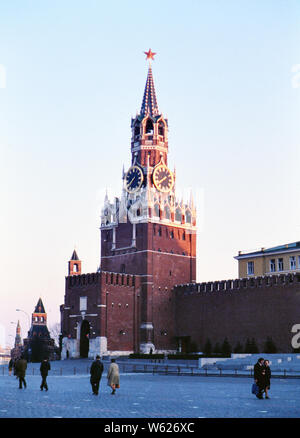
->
[100,50,196,353]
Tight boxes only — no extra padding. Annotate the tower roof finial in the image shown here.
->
[140,49,159,118]
[144,48,156,62]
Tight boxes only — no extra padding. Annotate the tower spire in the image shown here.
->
[15,320,22,348]
[140,49,159,118]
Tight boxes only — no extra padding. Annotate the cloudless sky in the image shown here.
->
[0,0,299,347]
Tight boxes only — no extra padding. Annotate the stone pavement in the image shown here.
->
[0,360,299,418]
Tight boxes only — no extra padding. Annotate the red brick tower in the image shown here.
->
[68,250,82,276]
[14,320,22,348]
[100,50,197,353]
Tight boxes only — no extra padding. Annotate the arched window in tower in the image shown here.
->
[165,205,171,220]
[73,264,78,272]
[158,121,164,137]
[175,207,182,222]
[185,209,192,224]
[134,124,140,138]
[145,119,154,135]
[154,203,160,218]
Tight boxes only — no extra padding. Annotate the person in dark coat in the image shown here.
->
[8,358,14,376]
[15,355,27,389]
[254,357,265,399]
[90,355,104,395]
[13,357,18,377]
[40,357,51,391]
[264,359,271,399]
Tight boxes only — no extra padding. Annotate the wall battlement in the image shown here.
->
[175,273,300,295]
[66,270,139,288]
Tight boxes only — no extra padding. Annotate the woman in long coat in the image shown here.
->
[107,358,120,395]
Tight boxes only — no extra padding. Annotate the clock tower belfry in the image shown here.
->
[131,49,168,169]
[100,50,196,353]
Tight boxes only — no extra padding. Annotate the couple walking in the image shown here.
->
[254,357,271,399]
[13,355,50,391]
[90,356,120,396]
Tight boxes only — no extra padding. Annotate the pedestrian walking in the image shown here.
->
[15,355,27,389]
[253,357,265,399]
[264,359,271,399]
[40,357,51,391]
[13,357,18,377]
[90,355,104,395]
[107,358,120,395]
[8,358,14,376]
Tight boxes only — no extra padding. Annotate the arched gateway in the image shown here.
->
[80,319,90,358]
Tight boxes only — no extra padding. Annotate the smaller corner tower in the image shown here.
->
[32,297,47,326]
[24,298,58,362]
[14,320,22,348]
[68,250,82,276]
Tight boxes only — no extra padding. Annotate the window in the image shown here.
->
[270,259,276,272]
[80,296,87,311]
[175,208,182,222]
[278,258,284,271]
[134,125,140,137]
[185,210,191,224]
[73,264,78,272]
[247,261,254,275]
[165,206,171,220]
[290,256,296,270]
[145,119,153,134]
[158,121,164,136]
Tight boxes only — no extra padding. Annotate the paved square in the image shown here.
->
[0,363,299,418]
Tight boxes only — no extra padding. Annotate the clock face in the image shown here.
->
[153,164,174,193]
[125,165,144,193]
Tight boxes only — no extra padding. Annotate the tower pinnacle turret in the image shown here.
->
[140,63,159,118]
[68,249,82,276]
[131,50,169,168]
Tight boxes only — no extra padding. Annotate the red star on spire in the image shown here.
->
[144,49,156,61]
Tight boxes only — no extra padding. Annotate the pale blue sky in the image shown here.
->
[0,0,299,346]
